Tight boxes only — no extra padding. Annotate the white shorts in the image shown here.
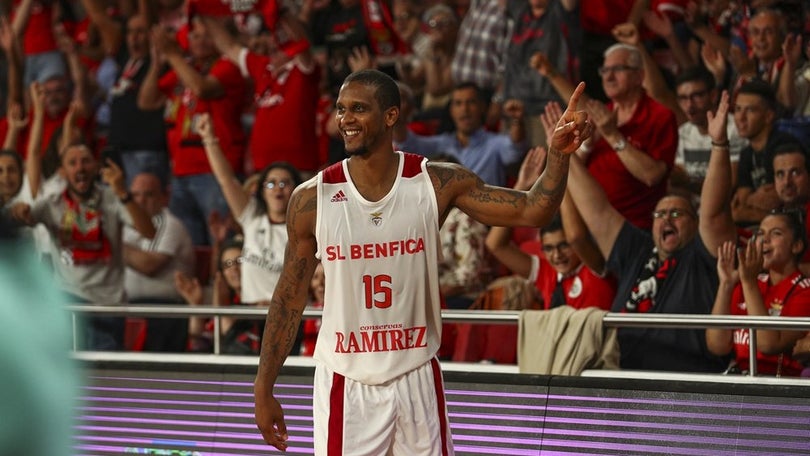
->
[312,357,455,456]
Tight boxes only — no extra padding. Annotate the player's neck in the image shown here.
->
[348,151,400,202]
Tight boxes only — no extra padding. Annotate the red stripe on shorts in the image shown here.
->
[430,358,450,456]
[327,372,345,455]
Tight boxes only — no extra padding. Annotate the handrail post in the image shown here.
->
[748,328,757,377]
[213,316,221,355]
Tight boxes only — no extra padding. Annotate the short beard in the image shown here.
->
[69,180,96,201]
[344,144,370,157]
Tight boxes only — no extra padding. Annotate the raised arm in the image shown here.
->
[79,0,124,56]
[640,11,694,73]
[197,113,250,218]
[10,0,34,39]
[24,83,44,197]
[706,240,737,356]
[530,52,582,107]
[137,32,168,110]
[54,25,90,119]
[199,16,241,64]
[541,100,606,274]
[158,25,224,99]
[3,102,26,152]
[443,83,592,228]
[0,16,22,110]
[254,183,319,451]
[101,159,156,239]
[699,90,737,256]
[776,33,802,113]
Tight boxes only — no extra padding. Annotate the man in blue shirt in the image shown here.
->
[393,82,527,186]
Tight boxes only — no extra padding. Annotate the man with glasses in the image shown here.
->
[670,67,747,203]
[565,91,739,372]
[533,43,678,230]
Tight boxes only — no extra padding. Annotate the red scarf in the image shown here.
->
[624,249,676,313]
[59,189,112,265]
[360,0,410,57]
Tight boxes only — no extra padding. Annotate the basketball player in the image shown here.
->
[254,69,592,454]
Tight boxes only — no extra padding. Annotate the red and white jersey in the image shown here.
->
[314,152,442,384]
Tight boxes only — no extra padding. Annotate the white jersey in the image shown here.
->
[238,198,286,303]
[314,152,442,385]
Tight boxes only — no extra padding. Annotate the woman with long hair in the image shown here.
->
[707,210,810,376]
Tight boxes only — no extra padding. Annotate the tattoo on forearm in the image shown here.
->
[534,149,568,205]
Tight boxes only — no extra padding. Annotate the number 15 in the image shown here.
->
[363,274,392,309]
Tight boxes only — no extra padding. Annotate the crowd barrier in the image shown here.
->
[70,306,810,455]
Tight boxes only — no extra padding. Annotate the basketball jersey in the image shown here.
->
[314,152,442,385]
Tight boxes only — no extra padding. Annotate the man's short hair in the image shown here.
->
[540,214,565,237]
[603,43,642,69]
[675,66,715,91]
[736,79,778,112]
[452,81,485,102]
[772,141,809,165]
[750,8,787,39]
[343,69,401,111]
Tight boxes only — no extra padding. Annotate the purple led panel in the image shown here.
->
[75,368,810,455]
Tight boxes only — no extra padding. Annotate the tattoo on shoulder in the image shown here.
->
[429,162,475,191]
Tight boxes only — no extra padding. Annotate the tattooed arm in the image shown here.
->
[434,83,592,228]
[254,182,319,452]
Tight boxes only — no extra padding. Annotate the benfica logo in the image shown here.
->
[371,211,383,226]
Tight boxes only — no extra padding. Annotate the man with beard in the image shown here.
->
[566,91,739,372]
[8,144,155,350]
[253,69,591,453]
[771,142,810,269]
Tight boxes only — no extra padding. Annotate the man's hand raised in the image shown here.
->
[549,82,593,155]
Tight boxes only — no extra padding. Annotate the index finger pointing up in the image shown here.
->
[565,82,587,112]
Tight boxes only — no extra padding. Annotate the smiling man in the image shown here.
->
[253,69,591,454]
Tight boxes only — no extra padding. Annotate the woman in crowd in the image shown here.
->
[197,113,301,307]
[0,149,23,208]
[707,210,810,376]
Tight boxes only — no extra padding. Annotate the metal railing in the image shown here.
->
[68,304,810,377]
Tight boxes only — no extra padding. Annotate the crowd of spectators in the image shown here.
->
[1,0,810,376]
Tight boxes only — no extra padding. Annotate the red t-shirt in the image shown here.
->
[159,57,247,176]
[12,0,57,54]
[579,0,634,36]
[731,271,810,376]
[533,259,616,311]
[241,51,320,172]
[587,94,677,230]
